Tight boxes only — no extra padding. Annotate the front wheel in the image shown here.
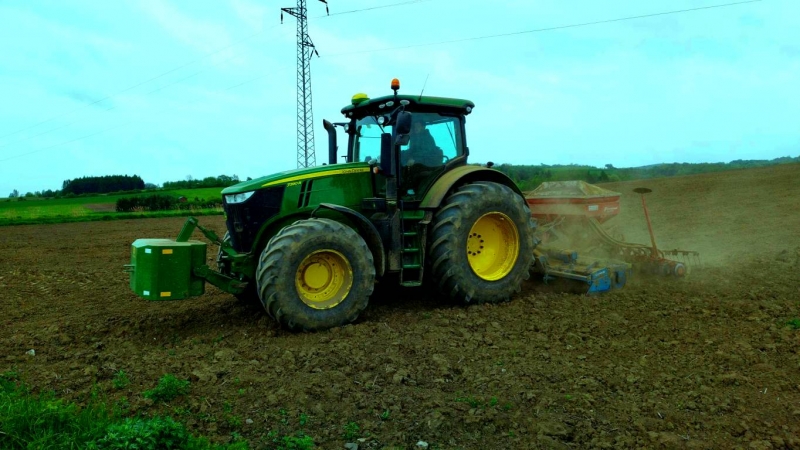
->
[256,218,375,331]
[428,181,536,304]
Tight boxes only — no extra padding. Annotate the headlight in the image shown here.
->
[225,191,255,204]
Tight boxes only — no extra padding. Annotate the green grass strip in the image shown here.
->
[0,209,223,227]
[0,371,247,449]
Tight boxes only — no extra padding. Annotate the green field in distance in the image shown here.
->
[0,188,225,226]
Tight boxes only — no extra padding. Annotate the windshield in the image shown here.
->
[352,113,464,165]
[353,116,388,163]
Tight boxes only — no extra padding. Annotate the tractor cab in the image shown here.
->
[331,80,475,202]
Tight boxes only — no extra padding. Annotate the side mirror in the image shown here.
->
[395,111,412,134]
[380,133,394,176]
[394,111,412,146]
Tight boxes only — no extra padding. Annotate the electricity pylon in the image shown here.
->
[281,0,328,168]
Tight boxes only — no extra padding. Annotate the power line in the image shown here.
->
[323,0,764,56]
[314,0,434,18]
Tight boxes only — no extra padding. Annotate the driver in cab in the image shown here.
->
[401,116,444,168]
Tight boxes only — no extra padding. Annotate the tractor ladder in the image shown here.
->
[399,210,427,287]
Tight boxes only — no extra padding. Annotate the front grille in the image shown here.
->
[223,186,285,253]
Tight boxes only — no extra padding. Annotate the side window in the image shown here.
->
[400,113,462,166]
[426,119,459,161]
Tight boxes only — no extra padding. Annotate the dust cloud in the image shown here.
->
[599,164,800,267]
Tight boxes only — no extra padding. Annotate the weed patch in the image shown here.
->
[112,370,130,390]
[143,374,190,402]
[267,431,315,450]
[342,421,360,440]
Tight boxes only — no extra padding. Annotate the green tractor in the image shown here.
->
[127,79,536,331]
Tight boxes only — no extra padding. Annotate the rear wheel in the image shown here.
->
[429,181,536,304]
[256,218,375,331]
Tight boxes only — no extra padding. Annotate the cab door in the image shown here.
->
[400,113,464,201]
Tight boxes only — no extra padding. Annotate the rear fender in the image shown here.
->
[419,166,524,209]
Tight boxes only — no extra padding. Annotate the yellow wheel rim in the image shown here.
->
[295,249,353,309]
[467,212,520,281]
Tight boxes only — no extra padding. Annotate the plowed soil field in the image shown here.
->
[2,164,800,449]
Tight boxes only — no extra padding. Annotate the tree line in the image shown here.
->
[62,175,145,195]
[7,174,244,199]
[162,175,241,190]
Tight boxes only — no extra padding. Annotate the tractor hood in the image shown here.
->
[221,162,372,195]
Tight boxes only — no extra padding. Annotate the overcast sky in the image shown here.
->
[0,0,796,195]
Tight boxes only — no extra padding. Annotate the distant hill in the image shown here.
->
[493,155,800,191]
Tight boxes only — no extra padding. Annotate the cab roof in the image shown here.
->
[340,94,475,119]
